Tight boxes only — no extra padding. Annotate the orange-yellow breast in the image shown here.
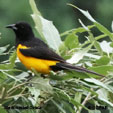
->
[17,44,59,74]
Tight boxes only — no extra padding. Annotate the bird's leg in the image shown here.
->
[26,71,35,81]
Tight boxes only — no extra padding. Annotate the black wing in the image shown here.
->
[19,46,65,62]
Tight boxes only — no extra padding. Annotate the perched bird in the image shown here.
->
[6,21,103,77]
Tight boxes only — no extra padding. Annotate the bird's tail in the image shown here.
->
[51,63,104,77]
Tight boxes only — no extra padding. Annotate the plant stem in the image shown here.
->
[77,89,92,113]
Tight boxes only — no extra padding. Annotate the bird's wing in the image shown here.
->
[19,46,65,62]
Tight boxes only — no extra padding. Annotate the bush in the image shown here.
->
[0,0,113,113]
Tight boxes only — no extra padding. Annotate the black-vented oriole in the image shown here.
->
[6,21,103,77]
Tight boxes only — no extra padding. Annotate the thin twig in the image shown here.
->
[77,88,92,113]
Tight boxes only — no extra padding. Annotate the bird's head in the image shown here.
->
[6,21,34,40]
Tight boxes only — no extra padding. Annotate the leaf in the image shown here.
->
[94,22,113,41]
[29,0,41,16]
[111,21,113,32]
[96,56,110,65]
[99,41,113,55]
[39,16,62,52]
[85,78,113,93]
[29,0,62,51]
[1,71,21,82]
[15,72,29,80]
[28,87,40,105]
[79,19,103,55]
[88,65,113,75]
[54,88,89,111]
[84,53,101,59]
[89,110,101,113]
[51,99,67,113]
[108,107,113,113]
[30,77,53,93]
[65,33,79,49]
[68,4,113,41]
[68,4,96,22]
[67,44,93,63]
[0,45,9,55]
[65,71,90,79]
[81,86,98,96]
[60,25,95,37]
[74,92,82,103]
[0,106,7,113]
[97,88,113,107]
[9,51,17,68]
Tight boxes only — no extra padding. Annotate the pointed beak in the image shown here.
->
[5,24,17,30]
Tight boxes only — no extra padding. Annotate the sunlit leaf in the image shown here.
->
[0,45,9,55]
[28,87,40,105]
[68,4,96,22]
[67,44,93,63]
[97,88,113,107]
[99,41,113,55]
[85,78,113,93]
[29,0,62,51]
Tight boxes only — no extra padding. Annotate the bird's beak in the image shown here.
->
[6,24,17,30]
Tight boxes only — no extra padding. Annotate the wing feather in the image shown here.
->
[19,46,65,62]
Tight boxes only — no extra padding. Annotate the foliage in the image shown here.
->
[0,0,113,113]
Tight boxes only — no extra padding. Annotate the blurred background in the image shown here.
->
[1,0,113,47]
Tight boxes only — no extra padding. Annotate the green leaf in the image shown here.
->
[15,72,29,80]
[68,4,96,22]
[60,25,95,37]
[96,56,110,65]
[74,92,82,103]
[51,99,67,113]
[100,41,113,55]
[49,70,90,80]
[68,4,113,41]
[0,106,7,113]
[108,107,113,113]
[39,16,62,52]
[88,31,103,56]
[97,88,113,107]
[85,78,113,93]
[29,0,62,51]
[89,110,101,113]
[65,71,90,79]
[81,86,98,97]
[79,19,103,55]
[54,88,89,111]
[9,51,17,68]
[29,0,41,16]
[28,87,40,105]
[88,65,113,75]
[110,42,113,47]
[30,77,53,93]
[67,44,93,63]
[0,45,9,55]
[94,22,113,41]
[65,33,79,49]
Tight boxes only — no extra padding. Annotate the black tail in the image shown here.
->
[50,63,104,77]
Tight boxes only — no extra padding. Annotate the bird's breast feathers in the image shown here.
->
[17,44,59,74]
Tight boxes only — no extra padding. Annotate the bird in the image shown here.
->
[6,21,103,77]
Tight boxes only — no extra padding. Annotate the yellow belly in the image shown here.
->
[17,44,59,74]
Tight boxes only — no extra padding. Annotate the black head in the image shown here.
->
[6,21,34,41]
